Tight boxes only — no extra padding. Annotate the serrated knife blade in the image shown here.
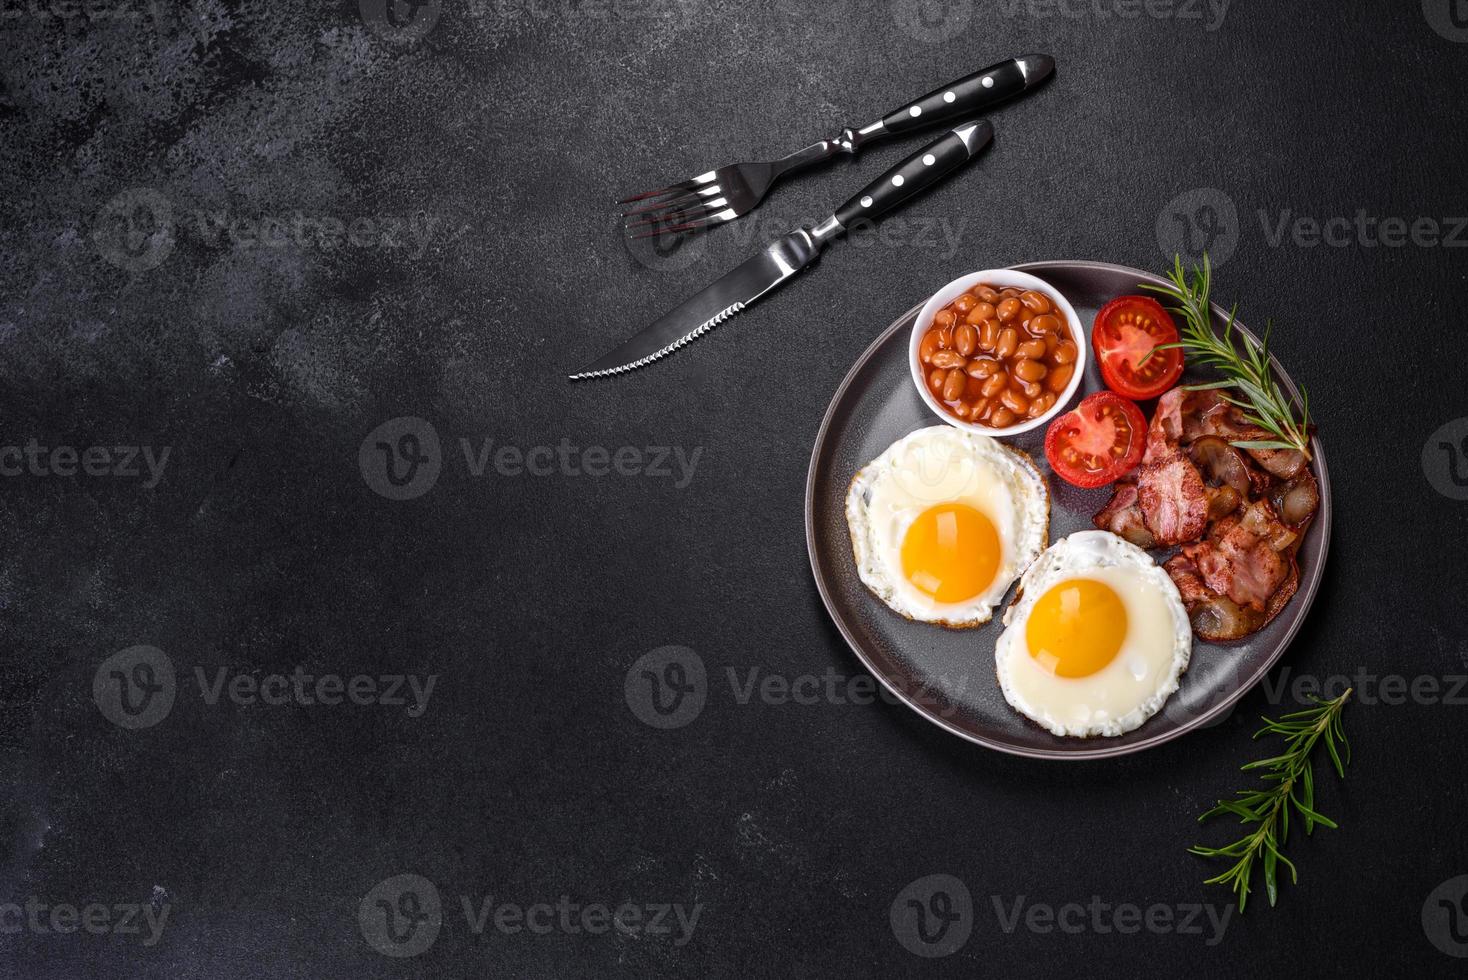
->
[569,228,825,381]
[573,117,995,380]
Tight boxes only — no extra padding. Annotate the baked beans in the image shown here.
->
[918,284,1077,428]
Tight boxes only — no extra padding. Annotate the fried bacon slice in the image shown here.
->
[1165,553,1263,641]
[1135,450,1210,546]
[1092,478,1155,549]
[1164,495,1311,640]
[1144,387,1190,464]
[1182,501,1292,612]
[1165,549,1301,642]
[1094,382,1320,643]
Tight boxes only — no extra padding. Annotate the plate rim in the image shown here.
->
[803,258,1333,760]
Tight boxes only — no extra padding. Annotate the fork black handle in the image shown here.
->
[875,55,1052,137]
[832,120,993,230]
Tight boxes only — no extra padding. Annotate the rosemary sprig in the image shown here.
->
[1142,254,1313,460]
[1189,689,1351,911]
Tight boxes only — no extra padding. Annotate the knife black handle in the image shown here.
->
[832,120,993,230]
[875,55,1051,137]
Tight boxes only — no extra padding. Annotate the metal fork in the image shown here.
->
[619,54,1053,239]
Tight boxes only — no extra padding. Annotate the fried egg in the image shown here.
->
[995,530,1192,737]
[846,426,1048,627]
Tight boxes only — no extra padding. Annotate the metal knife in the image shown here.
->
[572,119,994,380]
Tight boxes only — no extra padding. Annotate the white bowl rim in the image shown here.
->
[908,268,1087,437]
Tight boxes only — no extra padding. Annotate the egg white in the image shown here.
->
[995,530,1192,738]
[845,426,1049,627]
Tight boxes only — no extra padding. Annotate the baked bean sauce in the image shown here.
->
[918,284,1078,429]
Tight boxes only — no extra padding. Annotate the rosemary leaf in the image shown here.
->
[1191,689,1351,911]
[1142,254,1313,460]
[1229,440,1299,451]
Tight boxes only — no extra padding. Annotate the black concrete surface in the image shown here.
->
[1,1,1466,976]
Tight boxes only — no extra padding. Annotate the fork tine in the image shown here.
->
[629,209,737,240]
[616,170,718,205]
[624,198,730,231]
[620,188,713,219]
[621,182,723,218]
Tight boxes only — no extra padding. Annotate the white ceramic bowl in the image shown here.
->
[909,268,1086,438]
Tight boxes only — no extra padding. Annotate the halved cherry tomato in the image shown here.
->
[1044,391,1147,488]
[1092,295,1184,400]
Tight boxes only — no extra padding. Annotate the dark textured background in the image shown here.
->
[1,1,1466,976]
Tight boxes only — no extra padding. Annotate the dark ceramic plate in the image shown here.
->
[804,260,1331,760]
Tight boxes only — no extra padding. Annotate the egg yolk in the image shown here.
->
[900,503,1000,604]
[1026,578,1127,678]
